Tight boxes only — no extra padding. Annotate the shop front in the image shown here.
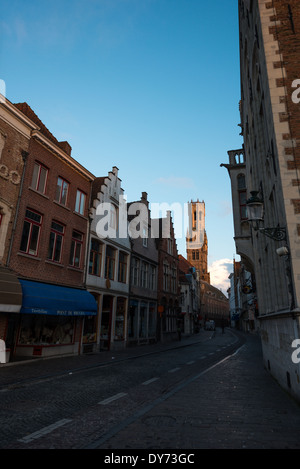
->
[82,293,100,353]
[128,299,157,345]
[0,266,23,362]
[15,280,98,359]
[100,295,128,351]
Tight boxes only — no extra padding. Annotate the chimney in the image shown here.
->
[58,141,72,156]
[141,192,148,207]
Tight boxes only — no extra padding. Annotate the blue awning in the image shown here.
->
[19,280,98,316]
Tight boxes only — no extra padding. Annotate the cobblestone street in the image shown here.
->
[1,329,300,452]
[87,332,300,450]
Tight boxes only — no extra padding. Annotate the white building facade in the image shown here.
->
[86,167,131,351]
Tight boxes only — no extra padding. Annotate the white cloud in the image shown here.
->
[208,258,233,294]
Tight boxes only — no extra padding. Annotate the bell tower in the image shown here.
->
[186,199,210,283]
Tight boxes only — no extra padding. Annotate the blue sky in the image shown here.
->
[1,0,243,293]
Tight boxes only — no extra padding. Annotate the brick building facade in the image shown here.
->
[0,96,37,361]
[1,100,97,360]
[154,212,180,342]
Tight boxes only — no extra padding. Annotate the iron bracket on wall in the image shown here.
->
[259,227,287,241]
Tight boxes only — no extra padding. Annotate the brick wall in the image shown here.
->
[268,1,300,211]
[272,1,300,154]
[156,215,180,306]
[8,137,93,288]
[0,116,29,264]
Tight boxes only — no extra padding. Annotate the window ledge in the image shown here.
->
[53,200,71,211]
[18,252,41,261]
[45,260,65,268]
[29,187,49,199]
[73,211,88,221]
[67,266,84,273]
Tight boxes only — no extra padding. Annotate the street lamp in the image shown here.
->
[246,191,286,241]
[246,190,295,311]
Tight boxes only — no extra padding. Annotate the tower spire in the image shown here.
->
[186,199,210,283]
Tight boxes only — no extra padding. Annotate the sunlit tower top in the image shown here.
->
[186,199,210,283]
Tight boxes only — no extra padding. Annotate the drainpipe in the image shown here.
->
[6,150,28,267]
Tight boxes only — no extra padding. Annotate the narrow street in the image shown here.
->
[1,328,300,451]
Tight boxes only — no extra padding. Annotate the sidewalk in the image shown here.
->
[88,332,300,450]
[0,329,214,388]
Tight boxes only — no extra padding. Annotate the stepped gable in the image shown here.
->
[91,177,106,202]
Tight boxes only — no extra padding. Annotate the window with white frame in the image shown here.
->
[141,261,148,288]
[131,257,140,286]
[75,189,86,215]
[149,265,156,290]
[47,221,65,263]
[31,162,48,194]
[109,204,117,230]
[89,239,102,276]
[105,245,116,280]
[55,177,69,206]
[118,251,128,283]
[20,209,42,256]
[142,226,148,247]
[69,230,83,268]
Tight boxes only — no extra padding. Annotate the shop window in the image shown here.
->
[18,315,75,346]
[101,295,113,343]
[118,251,128,283]
[75,189,86,215]
[105,245,116,280]
[55,177,69,206]
[139,303,147,338]
[148,303,156,337]
[89,239,102,276]
[82,315,97,344]
[115,297,126,340]
[20,209,42,256]
[47,221,65,263]
[69,230,83,268]
[128,301,138,339]
[31,162,48,194]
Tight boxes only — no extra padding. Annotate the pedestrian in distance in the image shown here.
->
[177,326,182,341]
